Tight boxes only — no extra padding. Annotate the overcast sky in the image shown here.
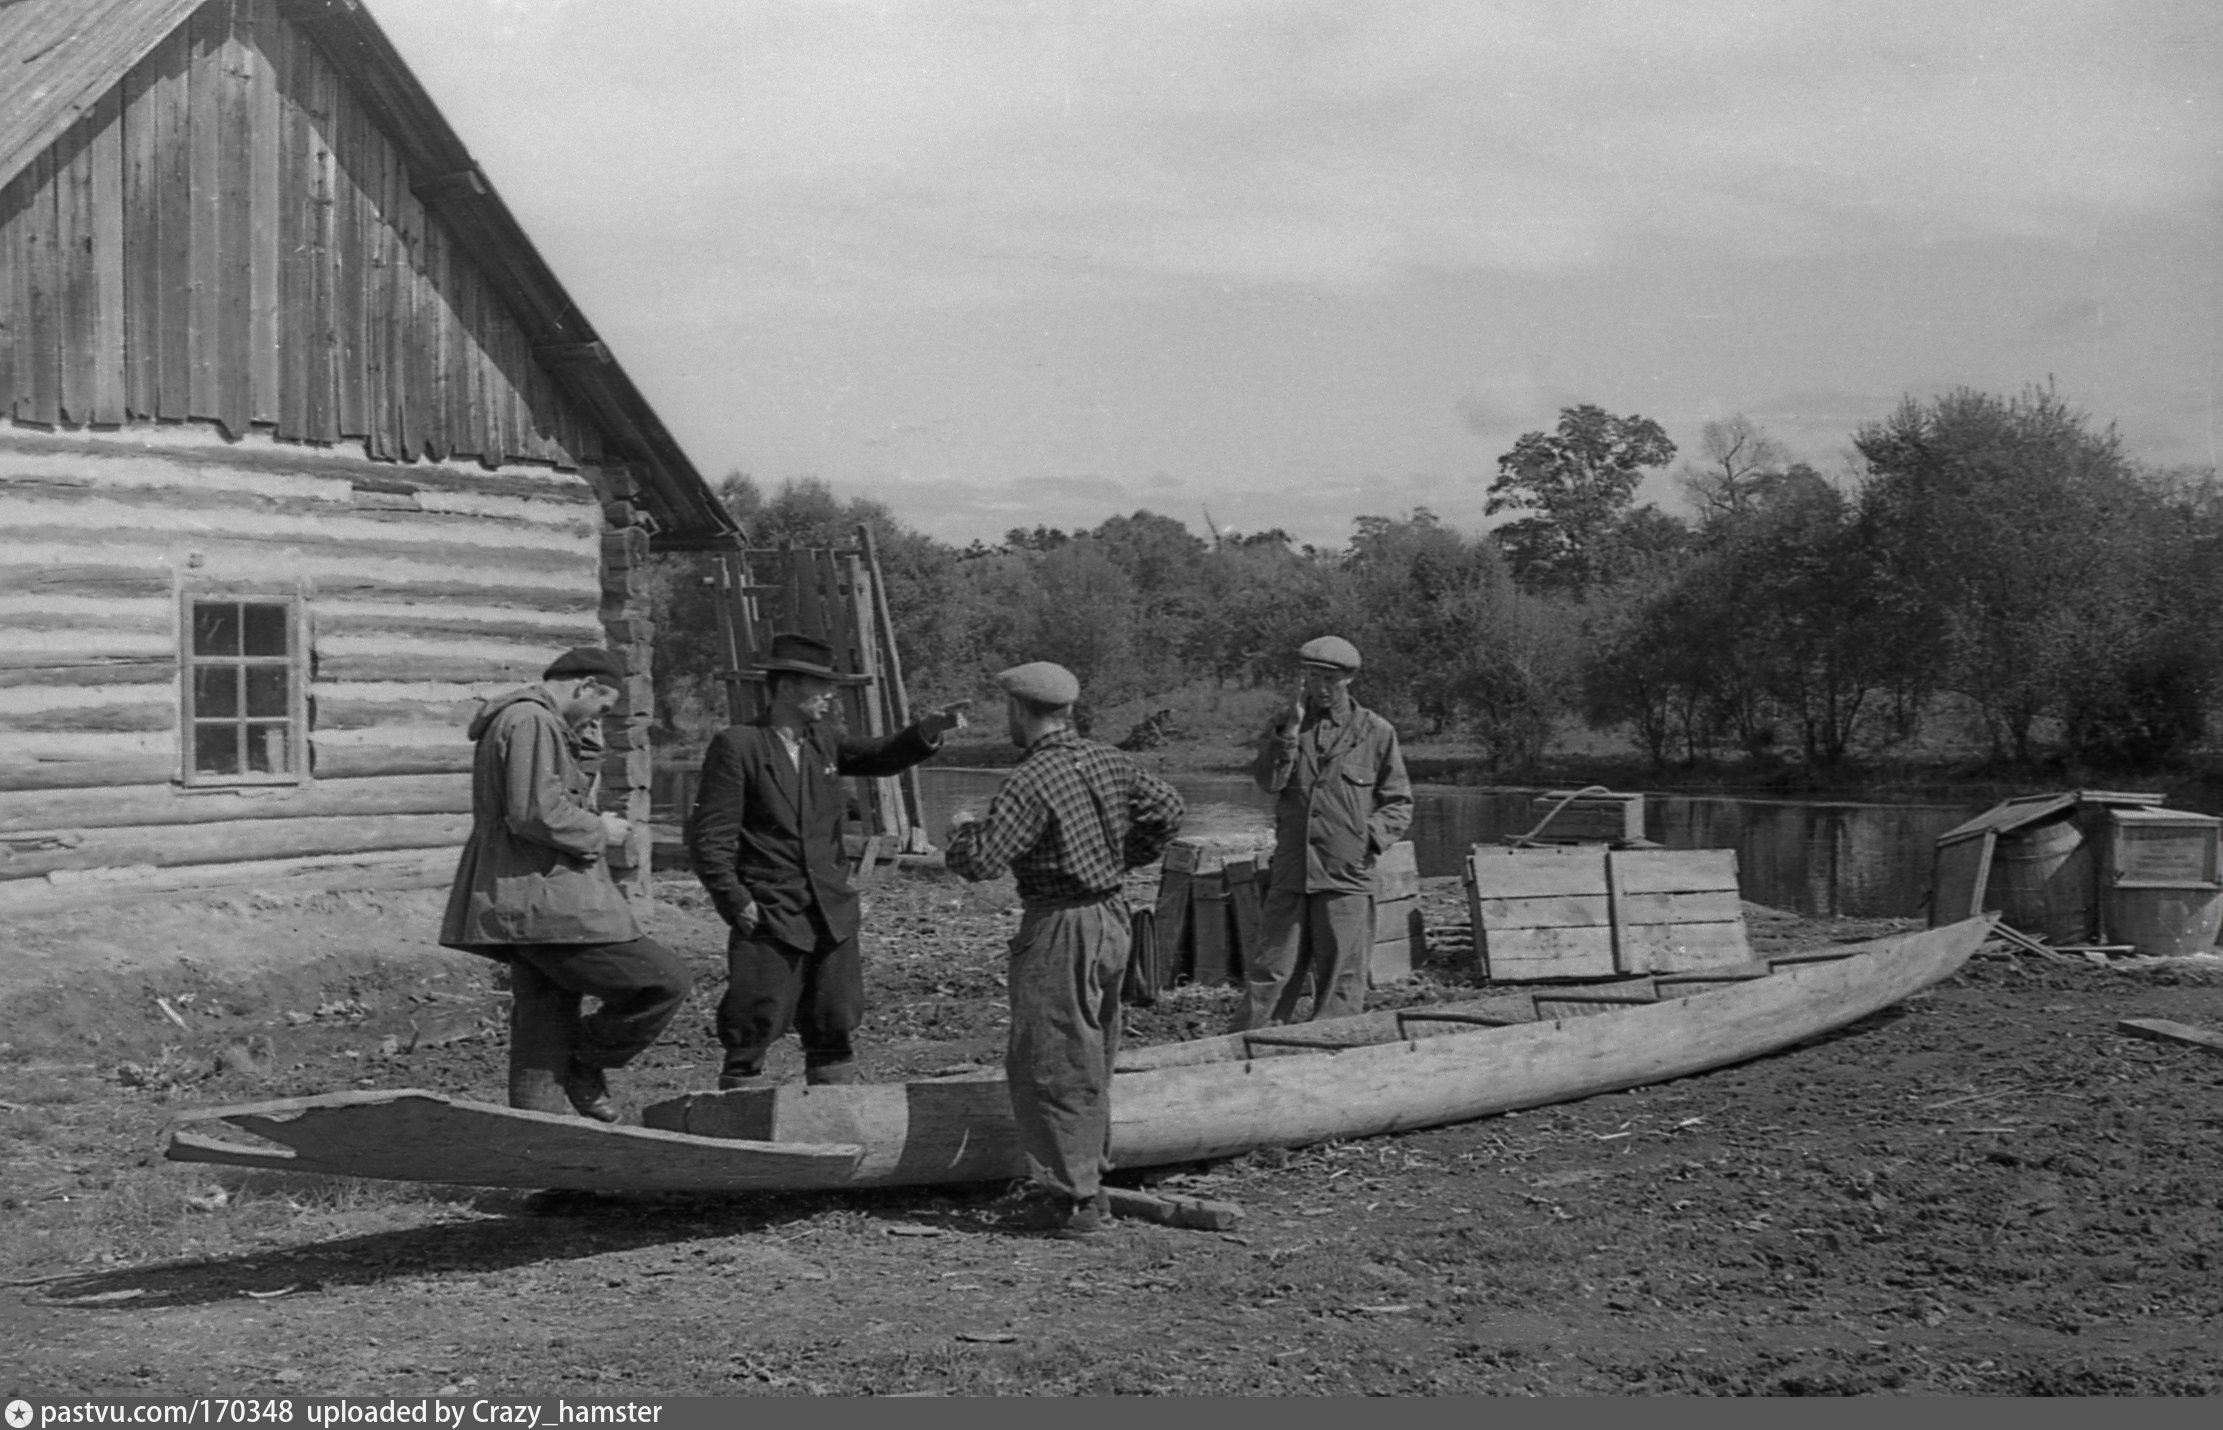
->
[371,0,2219,548]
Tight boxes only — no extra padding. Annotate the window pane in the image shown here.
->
[245,665,289,717]
[195,724,241,775]
[193,603,241,656]
[242,604,289,658]
[195,666,240,718]
[247,723,290,774]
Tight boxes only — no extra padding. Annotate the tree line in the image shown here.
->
[645,385,2223,774]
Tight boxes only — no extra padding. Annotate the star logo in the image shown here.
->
[5,1400,33,1429]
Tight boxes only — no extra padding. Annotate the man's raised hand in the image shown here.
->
[921,700,972,741]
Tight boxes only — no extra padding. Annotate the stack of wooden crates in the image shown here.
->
[1462,789,1757,981]
[1463,845,1750,980]
[1146,835,1421,990]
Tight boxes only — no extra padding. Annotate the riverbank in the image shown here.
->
[915,732,2223,814]
[5,868,2221,1394]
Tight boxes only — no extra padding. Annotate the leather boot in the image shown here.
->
[563,1061,620,1123]
[507,1065,570,1115]
[507,958,578,1115]
[804,1058,860,1086]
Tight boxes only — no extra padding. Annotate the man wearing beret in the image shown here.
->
[687,632,971,1089]
[1241,635,1413,1030]
[441,647,693,1122]
[944,662,1185,1237]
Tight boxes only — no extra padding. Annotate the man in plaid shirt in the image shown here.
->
[945,661,1184,1237]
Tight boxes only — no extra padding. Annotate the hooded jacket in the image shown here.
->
[440,686,641,953]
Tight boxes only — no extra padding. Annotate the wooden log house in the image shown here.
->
[0,0,738,909]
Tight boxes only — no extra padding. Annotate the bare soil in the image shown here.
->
[3,868,2220,1396]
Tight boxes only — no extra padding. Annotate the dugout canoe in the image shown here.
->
[162,916,1991,1192]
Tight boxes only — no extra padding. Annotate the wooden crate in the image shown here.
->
[1466,846,1617,980]
[1528,790,1645,844]
[1152,842,1201,989]
[1466,844,1752,980]
[1369,840,1421,985]
[1224,855,1265,985]
[1154,832,1275,987]
[1192,874,1235,985]
[1370,898,1420,985]
[1929,829,1996,927]
[1608,848,1751,972]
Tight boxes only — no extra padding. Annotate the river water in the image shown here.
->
[915,768,1989,919]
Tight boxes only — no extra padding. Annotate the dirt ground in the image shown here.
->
[3,864,2220,1397]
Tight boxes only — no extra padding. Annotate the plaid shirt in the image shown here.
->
[944,731,1185,903]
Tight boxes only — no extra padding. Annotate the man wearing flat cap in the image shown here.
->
[441,647,693,1122]
[687,632,971,1088]
[944,662,1185,1237]
[1242,635,1412,1030]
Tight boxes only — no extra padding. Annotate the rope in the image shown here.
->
[1506,784,1615,848]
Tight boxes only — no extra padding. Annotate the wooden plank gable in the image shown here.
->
[0,0,606,477]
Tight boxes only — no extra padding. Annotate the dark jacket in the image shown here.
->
[686,717,938,950]
[1253,699,1414,895]
[440,687,641,954]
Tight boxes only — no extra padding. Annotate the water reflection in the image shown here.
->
[916,769,1985,919]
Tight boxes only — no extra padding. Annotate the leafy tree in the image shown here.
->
[1003,525,1071,552]
[1333,510,1569,763]
[644,474,968,742]
[1581,580,1712,767]
[1488,405,1677,595]
[1221,527,1296,550]
[2053,464,2223,765]
[993,541,1142,723]
[1586,463,1910,770]
[1854,385,2138,764]
[1087,512,1213,688]
[1735,484,1904,766]
[1197,538,1338,688]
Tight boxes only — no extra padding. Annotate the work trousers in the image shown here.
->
[716,926,863,1078]
[1237,887,1373,1030]
[1005,895,1129,1202]
[506,937,693,1109]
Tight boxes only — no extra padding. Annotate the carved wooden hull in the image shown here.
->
[164,918,1990,1192]
[164,1089,863,1192]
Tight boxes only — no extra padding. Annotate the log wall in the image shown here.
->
[0,0,685,901]
[0,424,607,890]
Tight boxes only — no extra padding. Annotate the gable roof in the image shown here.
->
[0,0,737,547]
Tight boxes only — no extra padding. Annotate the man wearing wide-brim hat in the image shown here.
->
[687,632,970,1088]
[944,662,1185,1237]
[1242,635,1413,1029]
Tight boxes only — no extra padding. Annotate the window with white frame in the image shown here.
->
[181,597,305,783]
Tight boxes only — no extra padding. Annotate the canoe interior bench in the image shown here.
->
[1394,1009,1525,1032]
[1654,970,1769,987]
[1531,991,1662,1019]
[1241,1028,1383,1055]
[1652,970,1773,997]
[1766,949,1863,968]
